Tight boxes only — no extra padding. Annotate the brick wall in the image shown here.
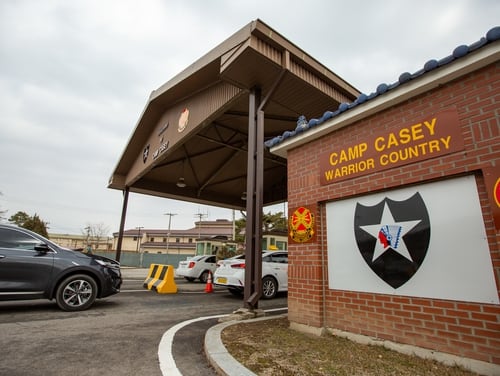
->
[286,62,500,364]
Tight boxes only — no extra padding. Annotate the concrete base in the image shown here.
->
[327,327,500,376]
[218,307,266,322]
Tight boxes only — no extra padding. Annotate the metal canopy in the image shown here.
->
[108,19,359,209]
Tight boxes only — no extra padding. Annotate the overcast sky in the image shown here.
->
[0,0,497,235]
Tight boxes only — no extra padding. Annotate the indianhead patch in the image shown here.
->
[289,206,315,243]
[354,192,430,289]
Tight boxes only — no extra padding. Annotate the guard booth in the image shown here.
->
[195,236,238,256]
[108,19,358,310]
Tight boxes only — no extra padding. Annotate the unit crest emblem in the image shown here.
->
[289,206,315,243]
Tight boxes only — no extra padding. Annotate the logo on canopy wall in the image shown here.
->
[178,108,189,132]
[354,192,430,289]
[143,144,150,163]
[289,206,315,243]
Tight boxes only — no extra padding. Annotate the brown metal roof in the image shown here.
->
[108,19,359,209]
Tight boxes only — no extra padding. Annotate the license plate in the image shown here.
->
[216,277,227,284]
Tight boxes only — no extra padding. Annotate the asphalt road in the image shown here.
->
[0,272,287,376]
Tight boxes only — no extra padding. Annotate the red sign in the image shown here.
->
[289,206,315,243]
[483,166,500,230]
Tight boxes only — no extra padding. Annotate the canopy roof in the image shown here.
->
[108,19,359,209]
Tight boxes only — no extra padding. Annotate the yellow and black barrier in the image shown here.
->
[143,264,177,294]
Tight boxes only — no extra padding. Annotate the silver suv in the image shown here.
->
[0,224,122,311]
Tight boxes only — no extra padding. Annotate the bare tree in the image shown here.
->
[0,192,7,222]
[83,222,110,251]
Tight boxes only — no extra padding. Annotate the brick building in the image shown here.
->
[269,28,499,372]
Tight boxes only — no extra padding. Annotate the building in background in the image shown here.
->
[49,233,112,251]
[112,219,234,256]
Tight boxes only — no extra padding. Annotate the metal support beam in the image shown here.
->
[244,87,263,309]
[243,70,286,310]
[115,187,129,262]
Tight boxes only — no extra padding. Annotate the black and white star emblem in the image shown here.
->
[354,192,431,289]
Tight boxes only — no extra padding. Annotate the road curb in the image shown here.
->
[204,313,288,376]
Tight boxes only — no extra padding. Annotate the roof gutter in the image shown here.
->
[270,42,499,159]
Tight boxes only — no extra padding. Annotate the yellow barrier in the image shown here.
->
[143,264,160,289]
[143,264,177,294]
[153,265,177,294]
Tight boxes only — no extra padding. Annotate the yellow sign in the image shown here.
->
[320,109,464,184]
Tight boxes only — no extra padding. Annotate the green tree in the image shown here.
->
[8,211,30,226]
[9,211,49,237]
[262,211,287,232]
[234,211,287,243]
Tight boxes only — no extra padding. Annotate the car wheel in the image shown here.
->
[262,276,278,299]
[56,274,98,311]
[184,277,195,282]
[199,271,209,283]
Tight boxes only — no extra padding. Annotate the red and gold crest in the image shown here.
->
[483,166,500,230]
[178,108,189,132]
[289,206,315,243]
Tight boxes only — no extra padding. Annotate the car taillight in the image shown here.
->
[231,263,245,269]
[188,261,195,268]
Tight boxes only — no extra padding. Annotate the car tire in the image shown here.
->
[184,277,195,282]
[262,276,278,299]
[199,271,209,284]
[228,288,243,296]
[56,274,98,311]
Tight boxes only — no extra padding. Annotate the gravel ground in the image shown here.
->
[221,316,478,376]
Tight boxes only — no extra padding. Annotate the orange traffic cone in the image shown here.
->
[205,271,214,293]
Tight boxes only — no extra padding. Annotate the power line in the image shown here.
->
[194,210,207,239]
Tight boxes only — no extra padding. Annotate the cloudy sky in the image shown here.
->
[0,0,497,235]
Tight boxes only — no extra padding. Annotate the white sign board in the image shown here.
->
[326,175,499,304]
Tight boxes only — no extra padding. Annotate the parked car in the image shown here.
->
[176,254,217,283]
[0,224,122,311]
[214,250,288,299]
[216,253,244,268]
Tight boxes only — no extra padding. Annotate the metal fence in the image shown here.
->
[92,250,193,268]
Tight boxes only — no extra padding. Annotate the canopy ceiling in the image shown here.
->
[108,19,359,210]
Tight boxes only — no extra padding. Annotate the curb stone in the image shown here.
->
[204,313,288,376]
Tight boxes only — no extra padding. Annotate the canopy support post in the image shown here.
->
[244,88,263,310]
[115,187,129,262]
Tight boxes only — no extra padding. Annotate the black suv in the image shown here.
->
[0,224,122,311]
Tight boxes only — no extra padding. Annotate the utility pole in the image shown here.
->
[164,213,177,253]
[135,227,144,252]
[194,210,207,240]
[135,226,144,267]
[85,226,91,252]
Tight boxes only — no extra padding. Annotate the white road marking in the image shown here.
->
[158,307,288,375]
[158,314,226,376]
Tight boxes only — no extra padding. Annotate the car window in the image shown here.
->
[264,253,288,264]
[206,256,216,263]
[0,228,41,251]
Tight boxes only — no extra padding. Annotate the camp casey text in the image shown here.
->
[320,110,463,185]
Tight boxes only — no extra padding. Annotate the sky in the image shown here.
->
[0,0,498,235]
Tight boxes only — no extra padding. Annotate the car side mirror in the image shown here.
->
[34,243,50,253]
